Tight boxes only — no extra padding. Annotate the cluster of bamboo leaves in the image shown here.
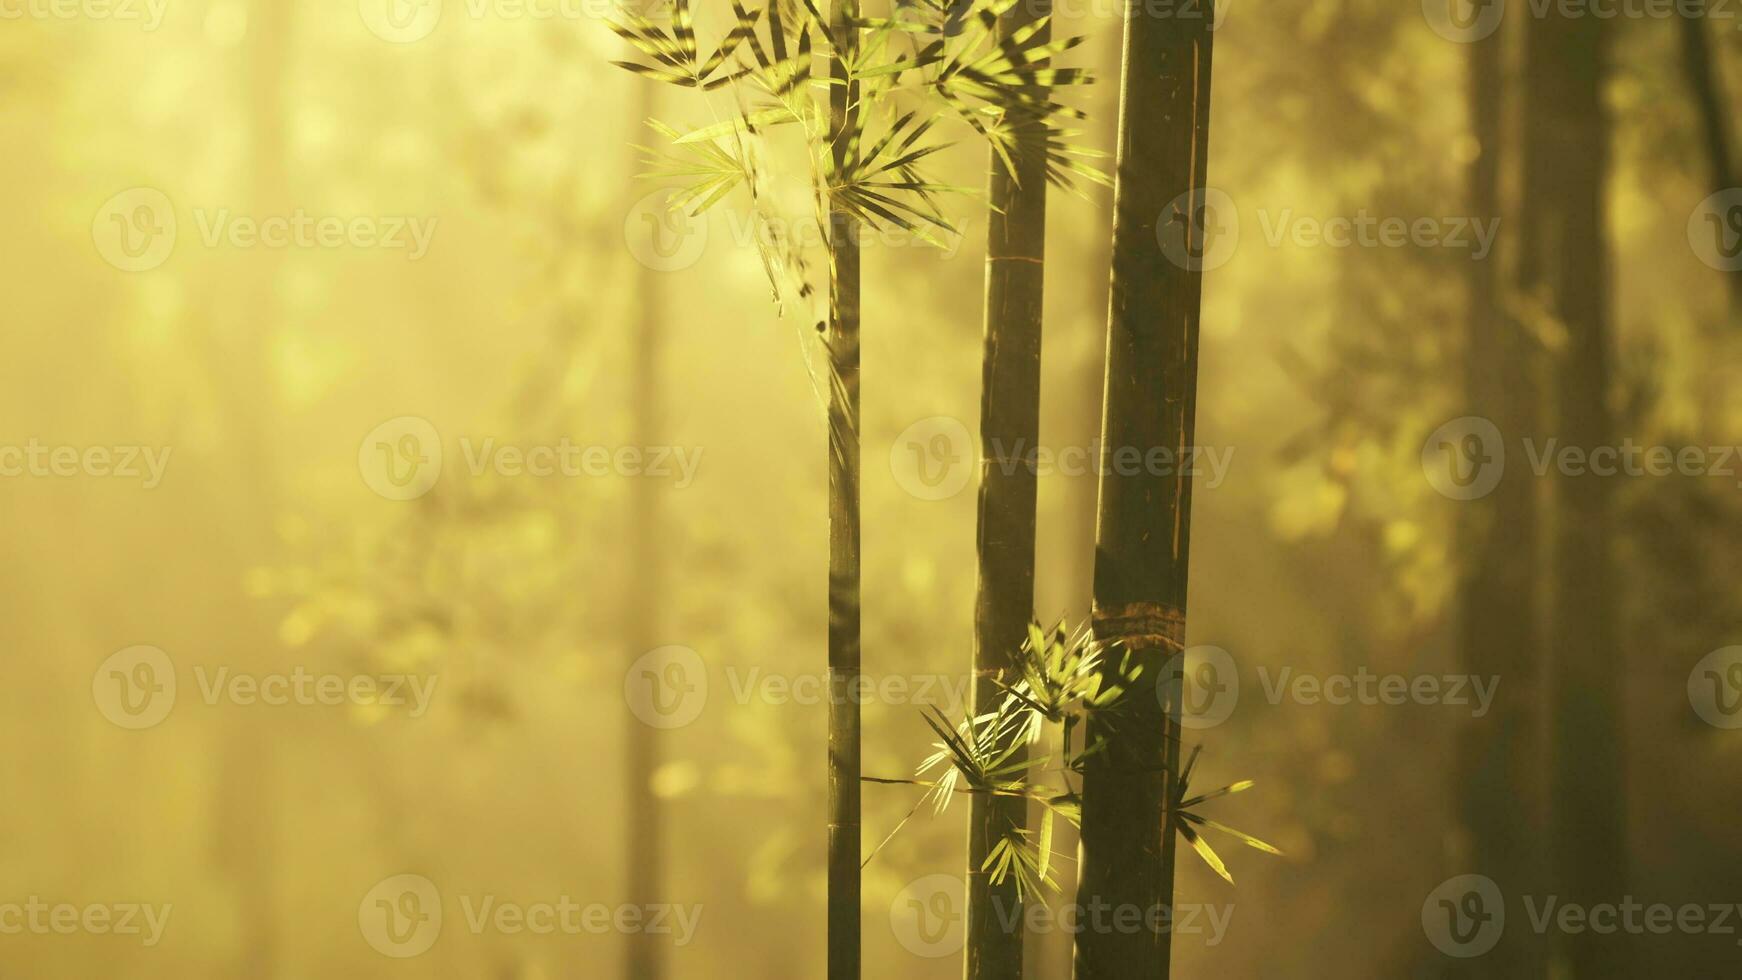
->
[607,0,1108,332]
[871,622,1281,895]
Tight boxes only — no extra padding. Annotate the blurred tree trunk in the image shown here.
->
[1524,8,1628,978]
[1030,23,1119,979]
[1073,2,1213,976]
[624,85,667,980]
[210,3,292,976]
[1678,12,1740,312]
[1450,16,1544,980]
[965,4,1050,978]
[826,0,863,975]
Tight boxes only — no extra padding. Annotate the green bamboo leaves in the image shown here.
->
[1171,745,1282,885]
[609,0,762,89]
[872,622,1278,894]
[607,0,1106,255]
[826,108,962,245]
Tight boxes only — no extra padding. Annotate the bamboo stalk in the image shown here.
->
[964,1,1051,976]
[1450,17,1545,979]
[1073,1,1213,976]
[826,0,863,974]
[1522,8,1629,978]
[624,81,667,980]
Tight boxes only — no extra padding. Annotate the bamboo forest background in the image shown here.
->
[3,0,1740,977]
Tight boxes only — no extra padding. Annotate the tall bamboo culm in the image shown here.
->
[963,1,1051,977]
[1073,1,1213,976]
[624,82,667,980]
[825,0,863,975]
[1451,14,1544,978]
[1523,7,1628,979]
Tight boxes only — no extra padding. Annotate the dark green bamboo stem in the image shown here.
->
[625,81,667,980]
[1450,18,1544,979]
[1073,2,1213,977]
[826,0,863,975]
[964,4,1049,976]
[1523,8,1628,978]
[1678,11,1741,311]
